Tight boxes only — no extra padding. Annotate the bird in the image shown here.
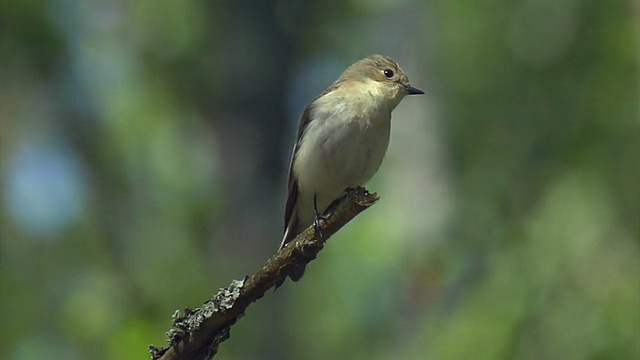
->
[280,54,424,281]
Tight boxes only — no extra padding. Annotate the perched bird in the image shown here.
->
[280,54,424,280]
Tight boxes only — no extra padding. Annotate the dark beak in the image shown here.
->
[404,85,425,95]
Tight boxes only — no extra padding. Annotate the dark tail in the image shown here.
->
[280,216,307,282]
[289,264,306,281]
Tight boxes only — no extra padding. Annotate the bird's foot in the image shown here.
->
[313,209,328,240]
[345,186,368,196]
[313,195,327,240]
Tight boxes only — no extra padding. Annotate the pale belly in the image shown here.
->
[293,112,391,229]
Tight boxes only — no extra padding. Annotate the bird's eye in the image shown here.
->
[383,69,394,78]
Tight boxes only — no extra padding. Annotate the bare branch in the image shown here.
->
[149,187,380,360]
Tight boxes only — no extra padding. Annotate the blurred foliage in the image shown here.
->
[1,0,638,359]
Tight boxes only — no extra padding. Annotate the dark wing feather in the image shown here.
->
[281,81,345,247]
[282,103,314,237]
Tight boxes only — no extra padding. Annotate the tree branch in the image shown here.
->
[149,187,380,360]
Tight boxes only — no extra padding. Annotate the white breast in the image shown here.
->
[293,81,392,221]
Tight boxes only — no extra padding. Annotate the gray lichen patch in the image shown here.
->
[176,278,245,332]
[150,278,246,356]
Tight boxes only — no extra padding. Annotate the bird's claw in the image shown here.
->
[313,210,329,240]
[345,186,367,196]
[313,195,327,240]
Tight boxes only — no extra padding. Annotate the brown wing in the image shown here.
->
[282,80,344,245]
[281,100,322,251]
[282,158,299,234]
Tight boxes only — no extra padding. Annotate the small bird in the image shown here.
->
[280,54,424,281]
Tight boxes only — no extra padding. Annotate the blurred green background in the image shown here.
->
[1,0,638,359]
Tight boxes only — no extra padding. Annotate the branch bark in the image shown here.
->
[149,187,380,360]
